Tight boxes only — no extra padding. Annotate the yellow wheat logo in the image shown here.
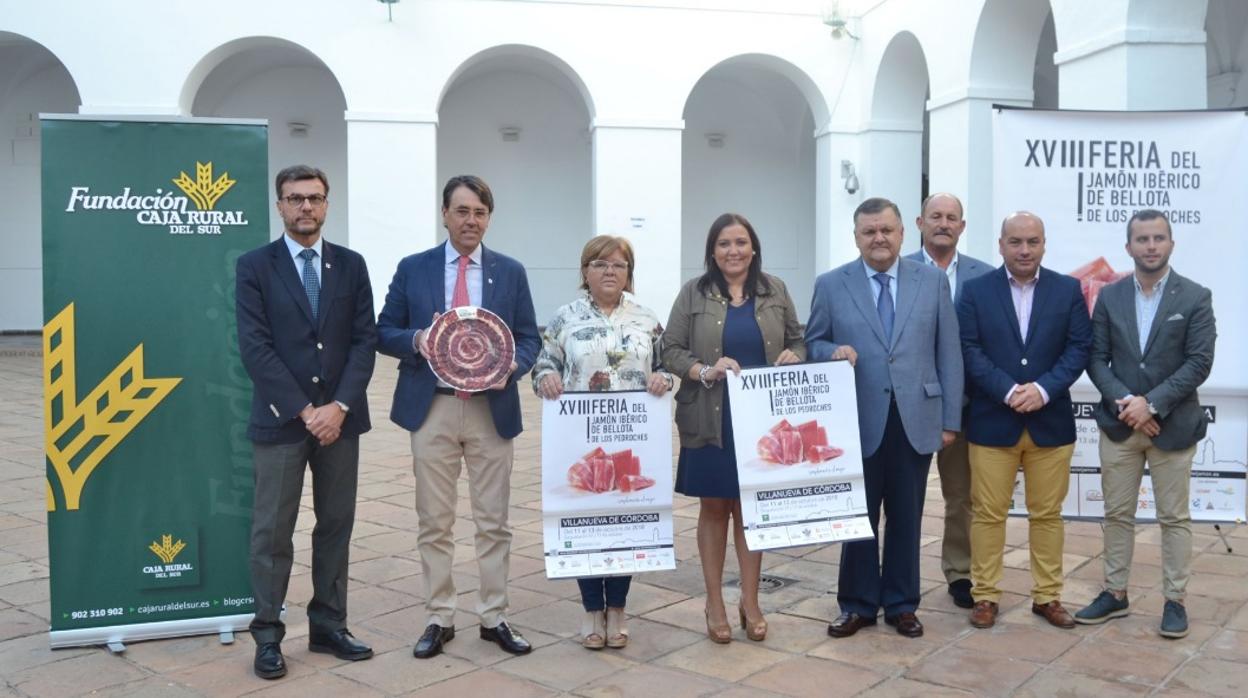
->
[171,161,235,210]
[44,303,181,511]
[149,534,186,564]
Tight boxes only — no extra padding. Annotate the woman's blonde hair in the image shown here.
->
[579,235,635,293]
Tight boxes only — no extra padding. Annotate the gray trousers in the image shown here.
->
[249,435,359,644]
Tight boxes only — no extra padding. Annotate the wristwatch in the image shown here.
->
[335,400,350,413]
[1147,402,1158,415]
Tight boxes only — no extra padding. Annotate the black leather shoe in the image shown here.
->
[254,642,287,680]
[885,612,925,638]
[827,612,877,638]
[948,579,974,609]
[479,621,532,654]
[309,628,373,661]
[413,624,455,659]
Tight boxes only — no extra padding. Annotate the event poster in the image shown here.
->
[993,108,1248,390]
[42,116,268,647]
[726,361,872,551]
[1009,389,1247,523]
[541,391,676,578]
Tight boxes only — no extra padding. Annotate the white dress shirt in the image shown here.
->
[283,233,323,284]
[862,257,899,310]
[921,247,958,303]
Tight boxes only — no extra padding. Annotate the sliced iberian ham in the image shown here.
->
[568,447,652,493]
[757,418,843,465]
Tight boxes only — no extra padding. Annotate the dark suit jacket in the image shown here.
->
[805,258,963,457]
[236,237,377,444]
[376,242,540,439]
[958,266,1091,448]
[903,249,994,306]
[1088,270,1215,450]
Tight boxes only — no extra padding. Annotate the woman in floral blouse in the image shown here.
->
[532,235,672,650]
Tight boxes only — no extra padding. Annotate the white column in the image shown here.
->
[344,111,438,314]
[813,128,866,270]
[858,120,924,253]
[926,88,1032,262]
[1055,30,1208,110]
[590,120,683,316]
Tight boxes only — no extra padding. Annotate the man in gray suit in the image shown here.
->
[806,197,963,639]
[1074,209,1216,639]
[904,193,993,609]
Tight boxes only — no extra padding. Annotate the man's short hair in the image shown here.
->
[854,197,902,226]
[920,193,964,218]
[442,175,495,213]
[275,165,329,198]
[1126,209,1172,241]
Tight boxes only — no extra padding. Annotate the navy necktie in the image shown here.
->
[874,272,894,342]
[298,248,320,319]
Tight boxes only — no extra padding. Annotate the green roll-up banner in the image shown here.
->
[41,116,269,648]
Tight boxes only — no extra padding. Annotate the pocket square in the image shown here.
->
[1166,313,1184,322]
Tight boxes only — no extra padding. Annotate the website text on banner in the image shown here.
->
[541,391,676,579]
[727,361,872,551]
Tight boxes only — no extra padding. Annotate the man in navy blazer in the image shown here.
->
[958,211,1091,630]
[806,197,963,639]
[377,175,540,658]
[236,166,377,679]
[904,193,994,610]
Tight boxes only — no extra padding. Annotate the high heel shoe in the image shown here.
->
[605,607,629,648]
[581,610,606,650]
[739,607,767,641]
[705,606,732,644]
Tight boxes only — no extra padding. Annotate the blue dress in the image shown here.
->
[674,298,767,498]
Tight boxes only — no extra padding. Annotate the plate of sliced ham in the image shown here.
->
[426,306,516,392]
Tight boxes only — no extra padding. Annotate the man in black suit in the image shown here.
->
[236,165,377,679]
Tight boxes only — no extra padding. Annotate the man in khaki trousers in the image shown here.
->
[376,176,542,658]
[1075,209,1216,639]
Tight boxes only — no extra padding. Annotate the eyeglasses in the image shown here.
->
[449,206,490,221]
[282,194,328,207]
[587,260,629,272]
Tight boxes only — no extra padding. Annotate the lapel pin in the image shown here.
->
[488,278,494,284]
[325,263,331,269]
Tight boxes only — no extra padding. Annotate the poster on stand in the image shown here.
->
[726,361,872,551]
[541,391,676,578]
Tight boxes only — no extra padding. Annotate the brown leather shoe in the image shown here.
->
[1032,600,1076,629]
[827,612,877,638]
[969,600,998,628]
[884,612,924,638]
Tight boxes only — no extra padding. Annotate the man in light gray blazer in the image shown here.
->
[904,193,994,610]
[1075,209,1216,640]
[806,197,963,639]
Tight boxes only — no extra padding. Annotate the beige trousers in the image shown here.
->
[1099,428,1196,600]
[411,394,514,628]
[937,432,973,584]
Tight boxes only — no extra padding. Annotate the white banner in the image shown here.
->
[994,108,1247,523]
[540,391,676,578]
[993,108,1248,390]
[726,361,873,551]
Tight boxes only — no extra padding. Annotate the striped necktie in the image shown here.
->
[298,248,319,319]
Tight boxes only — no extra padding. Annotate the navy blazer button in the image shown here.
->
[1021,358,1028,366]
[1139,362,1146,369]
[316,342,323,350]
[312,376,320,383]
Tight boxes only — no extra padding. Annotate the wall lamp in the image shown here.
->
[822,2,860,40]
[841,160,859,194]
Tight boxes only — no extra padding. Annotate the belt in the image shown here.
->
[435,387,482,397]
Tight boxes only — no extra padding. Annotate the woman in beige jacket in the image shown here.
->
[662,213,805,643]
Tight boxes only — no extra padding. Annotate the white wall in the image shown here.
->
[437,67,592,324]
[192,60,348,244]
[681,70,817,321]
[0,48,79,330]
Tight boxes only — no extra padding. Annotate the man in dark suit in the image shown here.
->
[958,211,1090,630]
[905,192,993,609]
[1074,209,1215,639]
[236,165,377,679]
[377,175,541,658]
[806,197,963,639]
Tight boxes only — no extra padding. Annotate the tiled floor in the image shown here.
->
[1,337,1245,696]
